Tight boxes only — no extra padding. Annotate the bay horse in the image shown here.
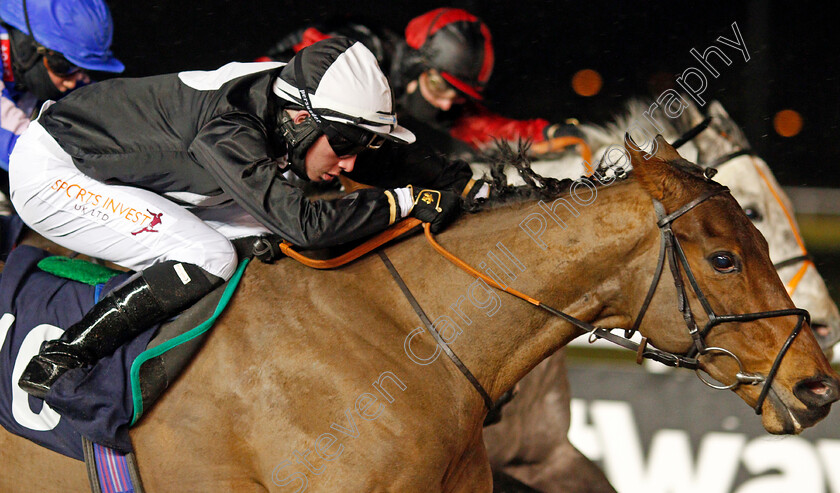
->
[1,136,838,492]
[481,99,840,492]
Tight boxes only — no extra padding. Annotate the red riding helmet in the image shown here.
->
[403,8,494,100]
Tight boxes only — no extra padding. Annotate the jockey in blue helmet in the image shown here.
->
[1,0,123,100]
[0,0,123,177]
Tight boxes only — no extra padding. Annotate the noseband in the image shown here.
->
[391,185,808,416]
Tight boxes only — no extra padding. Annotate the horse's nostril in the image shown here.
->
[812,324,832,339]
[803,380,829,396]
[794,376,840,407]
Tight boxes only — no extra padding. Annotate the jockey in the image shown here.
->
[9,37,466,399]
[0,0,123,204]
[258,8,583,159]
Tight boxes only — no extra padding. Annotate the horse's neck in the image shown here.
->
[392,181,658,402]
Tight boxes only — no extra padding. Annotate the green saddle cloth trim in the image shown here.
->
[37,256,123,286]
[129,258,250,425]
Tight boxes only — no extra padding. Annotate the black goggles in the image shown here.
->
[323,122,386,157]
[43,50,83,77]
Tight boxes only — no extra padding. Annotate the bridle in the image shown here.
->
[385,183,808,416]
[622,186,808,414]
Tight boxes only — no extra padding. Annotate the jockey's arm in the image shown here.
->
[344,140,475,196]
[448,103,551,150]
[189,113,398,249]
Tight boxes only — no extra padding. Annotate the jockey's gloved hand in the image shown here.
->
[409,185,462,233]
[389,186,463,233]
[545,119,586,140]
[531,119,588,157]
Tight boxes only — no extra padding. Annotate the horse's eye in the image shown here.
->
[709,252,738,273]
[743,206,762,221]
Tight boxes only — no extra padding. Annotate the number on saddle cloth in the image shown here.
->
[0,245,125,459]
[0,245,248,457]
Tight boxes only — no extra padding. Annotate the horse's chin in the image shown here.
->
[759,403,803,435]
[756,388,832,435]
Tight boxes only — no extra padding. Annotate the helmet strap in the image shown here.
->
[6,25,43,74]
[278,110,322,181]
[5,27,61,100]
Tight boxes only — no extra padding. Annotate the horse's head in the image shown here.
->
[678,101,840,353]
[625,133,840,434]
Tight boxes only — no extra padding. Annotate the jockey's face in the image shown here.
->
[417,69,465,111]
[286,110,358,182]
[304,134,357,182]
[43,57,90,93]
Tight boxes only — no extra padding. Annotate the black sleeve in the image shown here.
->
[189,113,397,249]
[344,140,473,193]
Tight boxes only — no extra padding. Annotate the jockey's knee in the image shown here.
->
[173,237,238,282]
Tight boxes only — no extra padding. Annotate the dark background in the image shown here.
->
[107,1,839,188]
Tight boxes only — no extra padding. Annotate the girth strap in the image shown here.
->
[378,250,496,411]
[82,436,145,493]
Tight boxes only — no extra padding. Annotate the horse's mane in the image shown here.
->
[474,99,714,212]
[474,139,580,210]
[582,98,714,180]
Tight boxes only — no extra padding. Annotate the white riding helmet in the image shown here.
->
[272,37,415,145]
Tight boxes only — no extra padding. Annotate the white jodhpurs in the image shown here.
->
[9,121,270,281]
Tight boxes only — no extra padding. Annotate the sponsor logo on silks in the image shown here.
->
[52,179,153,226]
[131,210,163,236]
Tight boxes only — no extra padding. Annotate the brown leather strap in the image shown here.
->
[379,250,496,411]
[279,218,423,269]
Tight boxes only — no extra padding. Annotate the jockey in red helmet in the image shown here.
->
[400,8,494,104]
[259,8,583,159]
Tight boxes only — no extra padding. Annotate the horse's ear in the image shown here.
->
[708,100,751,149]
[651,134,683,162]
[625,133,679,202]
[708,100,732,121]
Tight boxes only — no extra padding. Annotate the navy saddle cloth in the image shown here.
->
[0,245,242,459]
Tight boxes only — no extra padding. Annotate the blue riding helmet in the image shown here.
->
[0,0,124,72]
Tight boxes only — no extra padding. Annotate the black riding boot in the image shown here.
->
[18,260,223,399]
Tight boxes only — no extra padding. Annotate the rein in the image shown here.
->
[279,120,810,416]
[278,218,423,268]
[530,136,594,176]
[745,156,814,296]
